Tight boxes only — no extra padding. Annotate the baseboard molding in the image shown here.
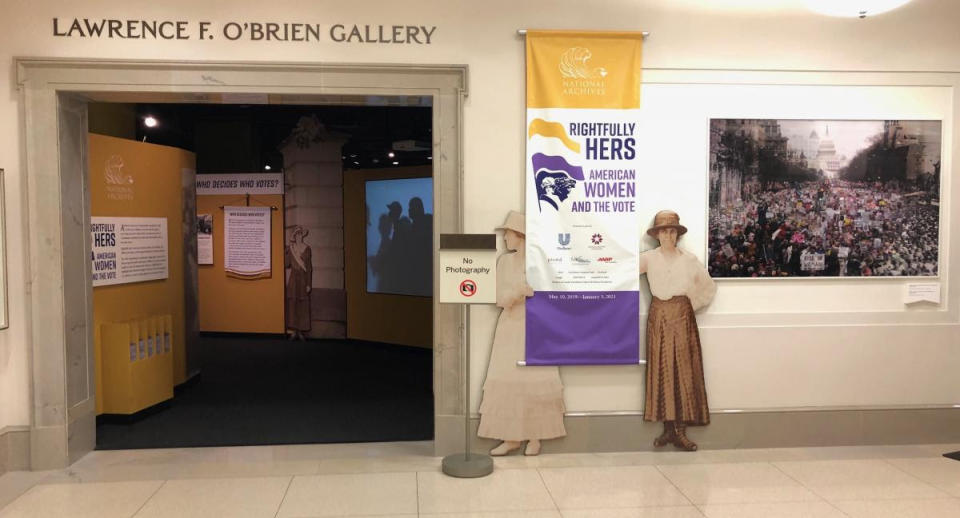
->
[0,426,30,474]
[435,408,960,456]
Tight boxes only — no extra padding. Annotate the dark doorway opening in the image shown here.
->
[91,100,435,449]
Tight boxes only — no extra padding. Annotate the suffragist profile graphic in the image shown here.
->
[532,153,584,212]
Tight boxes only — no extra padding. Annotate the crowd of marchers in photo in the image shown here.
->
[708,179,940,277]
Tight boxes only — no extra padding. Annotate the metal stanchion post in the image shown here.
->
[441,305,493,477]
[438,233,496,478]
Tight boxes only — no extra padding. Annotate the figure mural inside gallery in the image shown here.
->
[285,225,312,340]
[639,210,716,451]
[478,211,566,456]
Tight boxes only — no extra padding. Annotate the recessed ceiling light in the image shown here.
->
[264,165,272,171]
[143,116,158,128]
[805,0,911,18]
[387,151,395,158]
[392,161,399,165]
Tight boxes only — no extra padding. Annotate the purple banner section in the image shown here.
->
[526,290,640,365]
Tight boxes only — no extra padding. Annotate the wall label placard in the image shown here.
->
[197,213,213,265]
[438,234,497,305]
[905,283,941,304]
[91,216,169,287]
[52,19,436,44]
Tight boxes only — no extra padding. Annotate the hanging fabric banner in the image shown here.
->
[224,206,272,279]
[525,30,643,365]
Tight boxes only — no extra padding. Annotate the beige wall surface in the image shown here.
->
[3,0,960,430]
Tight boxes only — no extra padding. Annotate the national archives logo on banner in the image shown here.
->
[103,154,135,201]
[524,30,645,366]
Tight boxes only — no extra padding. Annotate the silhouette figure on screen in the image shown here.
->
[285,226,312,341]
[368,196,433,297]
[639,210,716,451]
[408,197,433,292]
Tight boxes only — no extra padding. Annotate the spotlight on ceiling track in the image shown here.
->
[387,151,396,158]
[143,115,158,128]
[264,165,272,171]
[804,0,911,18]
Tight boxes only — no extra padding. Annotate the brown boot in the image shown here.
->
[672,422,698,452]
[653,421,675,447]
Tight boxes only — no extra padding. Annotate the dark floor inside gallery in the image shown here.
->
[95,335,433,450]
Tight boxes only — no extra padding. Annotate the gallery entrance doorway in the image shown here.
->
[16,59,467,469]
[87,102,436,449]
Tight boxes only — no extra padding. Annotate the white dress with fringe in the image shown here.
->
[477,250,566,441]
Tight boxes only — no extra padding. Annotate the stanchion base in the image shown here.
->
[442,452,494,478]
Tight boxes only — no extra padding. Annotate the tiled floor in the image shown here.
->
[2,442,960,517]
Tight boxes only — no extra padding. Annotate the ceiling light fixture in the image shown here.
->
[143,115,158,128]
[387,151,395,158]
[264,165,272,171]
[804,0,911,18]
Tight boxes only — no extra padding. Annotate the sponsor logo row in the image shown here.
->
[546,255,616,265]
[557,232,605,248]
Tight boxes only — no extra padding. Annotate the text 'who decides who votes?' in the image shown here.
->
[52,18,436,43]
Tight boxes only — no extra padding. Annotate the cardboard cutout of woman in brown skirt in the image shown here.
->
[639,210,716,451]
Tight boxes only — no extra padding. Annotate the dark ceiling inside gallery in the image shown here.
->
[134,103,432,173]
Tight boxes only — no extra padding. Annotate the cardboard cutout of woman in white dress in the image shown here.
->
[478,210,566,456]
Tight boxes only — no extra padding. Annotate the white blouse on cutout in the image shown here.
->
[640,248,717,311]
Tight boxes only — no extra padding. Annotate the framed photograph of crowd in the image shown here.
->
[708,119,942,278]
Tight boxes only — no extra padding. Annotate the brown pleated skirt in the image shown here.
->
[644,296,710,426]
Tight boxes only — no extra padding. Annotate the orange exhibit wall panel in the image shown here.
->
[88,133,195,413]
[196,194,285,334]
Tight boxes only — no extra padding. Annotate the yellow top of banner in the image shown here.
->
[526,30,643,109]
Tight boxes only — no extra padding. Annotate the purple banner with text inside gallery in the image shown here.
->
[524,30,643,365]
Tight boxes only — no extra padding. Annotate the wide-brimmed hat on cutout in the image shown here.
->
[291,225,310,239]
[496,210,525,235]
[646,210,687,238]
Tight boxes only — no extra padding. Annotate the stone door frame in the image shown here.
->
[16,58,468,469]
